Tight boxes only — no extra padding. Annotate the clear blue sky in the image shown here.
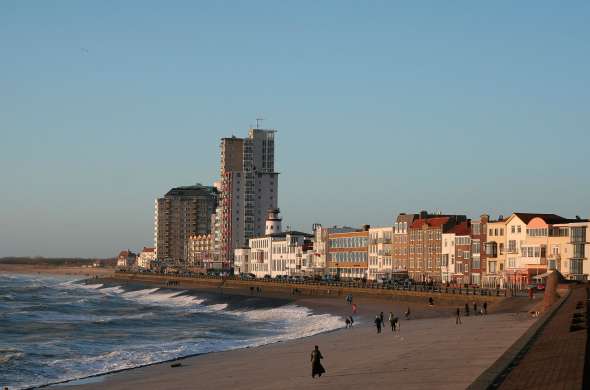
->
[1,1,589,257]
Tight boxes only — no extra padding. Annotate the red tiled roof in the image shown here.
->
[142,247,155,253]
[450,221,471,235]
[411,217,450,229]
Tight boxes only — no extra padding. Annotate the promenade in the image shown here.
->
[62,303,537,390]
[496,285,588,389]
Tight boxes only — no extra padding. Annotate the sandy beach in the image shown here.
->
[53,284,539,390]
[0,264,115,278]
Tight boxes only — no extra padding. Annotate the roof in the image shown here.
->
[118,250,136,257]
[411,217,450,229]
[512,213,578,225]
[142,247,155,253]
[267,231,313,238]
[450,221,471,235]
[164,184,218,198]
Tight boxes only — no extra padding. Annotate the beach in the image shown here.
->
[55,282,539,390]
[0,264,114,278]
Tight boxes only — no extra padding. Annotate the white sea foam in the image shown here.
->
[98,286,125,295]
[121,288,205,307]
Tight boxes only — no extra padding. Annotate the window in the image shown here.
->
[517,225,521,233]
[511,226,515,234]
[508,240,516,252]
[508,258,516,268]
[489,229,493,236]
[489,261,497,273]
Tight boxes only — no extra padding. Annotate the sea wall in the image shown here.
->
[106,273,505,305]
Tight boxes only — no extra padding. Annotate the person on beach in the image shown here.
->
[483,302,488,315]
[375,315,382,333]
[464,303,470,316]
[379,311,384,326]
[456,308,462,324]
[428,297,434,306]
[388,312,395,332]
[404,307,411,320]
[473,302,478,315]
[311,345,326,378]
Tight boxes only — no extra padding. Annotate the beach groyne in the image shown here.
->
[105,272,505,305]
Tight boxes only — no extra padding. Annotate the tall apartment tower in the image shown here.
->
[218,129,278,265]
[155,184,218,262]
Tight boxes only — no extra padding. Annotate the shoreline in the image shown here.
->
[3,270,542,390]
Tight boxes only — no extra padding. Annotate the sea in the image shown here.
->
[0,273,343,389]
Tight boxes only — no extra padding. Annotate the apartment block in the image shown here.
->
[155,184,218,262]
[218,129,278,265]
[327,227,369,279]
[408,213,467,282]
[368,226,394,280]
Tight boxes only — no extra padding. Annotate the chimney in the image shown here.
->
[363,224,370,231]
[420,210,428,219]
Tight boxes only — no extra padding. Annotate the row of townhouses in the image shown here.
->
[230,209,589,287]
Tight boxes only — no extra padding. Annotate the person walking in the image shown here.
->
[393,315,399,332]
[428,297,434,306]
[456,308,462,324]
[379,311,384,327]
[374,315,382,333]
[349,316,354,327]
[464,303,470,317]
[405,307,411,320]
[311,345,326,378]
[473,302,478,316]
[483,301,488,315]
[388,312,395,332]
[345,317,351,328]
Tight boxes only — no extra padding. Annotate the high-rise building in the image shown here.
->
[218,129,278,265]
[155,184,218,262]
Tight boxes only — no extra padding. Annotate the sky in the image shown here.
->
[1,1,589,257]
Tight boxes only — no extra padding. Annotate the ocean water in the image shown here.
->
[0,274,343,389]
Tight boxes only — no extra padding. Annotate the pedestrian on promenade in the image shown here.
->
[393,316,399,332]
[311,345,326,378]
[380,311,384,326]
[375,315,382,333]
[405,307,411,320]
[428,297,434,306]
[473,302,478,315]
[352,303,358,315]
[349,316,354,327]
[388,312,395,332]
[456,308,462,324]
[464,303,470,316]
[345,317,351,328]
[483,302,488,315]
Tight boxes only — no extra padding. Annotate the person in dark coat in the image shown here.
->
[311,345,325,378]
[483,301,488,315]
[464,303,470,316]
[375,315,382,333]
[456,308,462,324]
[379,311,384,326]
